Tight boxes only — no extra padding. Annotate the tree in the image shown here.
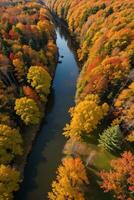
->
[105,7,114,17]
[27,66,52,102]
[23,86,40,102]
[101,56,130,82]
[114,82,134,131]
[0,113,12,126]
[1,40,11,57]
[98,125,123,152]
[13,58,27,83]
[0,165,21,200]
[127,131,134,142]
[100,151,134,200]
[48,157,89,200]
[15,97,41,125]
[5,21,12,33]
[29,39,36,50]
[0,124,23,164]
[63,94,109,139]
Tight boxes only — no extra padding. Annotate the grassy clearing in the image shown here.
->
[82,131,117,200]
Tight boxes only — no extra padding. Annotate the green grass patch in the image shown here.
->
[81,132,117,199]
[94,148,116,170]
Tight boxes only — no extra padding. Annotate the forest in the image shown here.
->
[0,0,134,200]
[46,0,134,200]
[0,1,57,199]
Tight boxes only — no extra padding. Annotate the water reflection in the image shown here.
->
[15,21,79,200]
[54,17,80,68]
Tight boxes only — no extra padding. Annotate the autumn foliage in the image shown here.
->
[100,151,134,200]
[47,0,134,101]
[0,165,21,200]
[15,97,41,125]
[0,124,23,164]
[64,94,109,139]
[0,0,57,198]
[48,157,89,200]
[114,82,134,137]
[46,0,134,200]
[27,66,52,102]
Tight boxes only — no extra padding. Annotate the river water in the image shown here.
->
[15,25,79,200]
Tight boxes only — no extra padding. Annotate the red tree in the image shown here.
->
[100,151,134,200]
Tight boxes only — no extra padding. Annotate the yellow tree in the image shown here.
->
[64,94,109,139]
[48,157,89,200]
[27,66,52,102]
[0,165,21,200]
[0,124,23,164]
[12,58,27,83]
[15,97,41,125]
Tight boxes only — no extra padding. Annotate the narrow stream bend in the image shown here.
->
[15,25,79,200]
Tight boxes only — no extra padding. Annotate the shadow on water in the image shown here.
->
[14,23,79,200]
[54,16,80,68]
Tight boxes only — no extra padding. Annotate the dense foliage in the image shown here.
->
[0,165,21,200]
[0,0,57,198]
[64,94,109,139]
[100,151,134,200]
[15,97,41,125]
[48,157,89,200]
[27,66,52,102]
[0,124,22,164]
[46,0,134,199]
[47,0,134,102]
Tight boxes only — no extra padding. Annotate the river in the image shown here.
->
[15,24,79,200]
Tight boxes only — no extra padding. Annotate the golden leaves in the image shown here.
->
[48,157,89,200]
[63,94,109,139]
[15,97,41,125]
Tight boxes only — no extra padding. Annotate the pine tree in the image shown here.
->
[98,125,123,152]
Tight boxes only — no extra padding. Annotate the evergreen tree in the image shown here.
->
[98,125,123,152]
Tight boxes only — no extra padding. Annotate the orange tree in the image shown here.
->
[100,151,134,200]
[48,157,89,200]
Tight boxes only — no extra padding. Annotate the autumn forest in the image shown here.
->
[0,0,134,200]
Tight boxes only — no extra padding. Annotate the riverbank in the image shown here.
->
[46,1,134,200]
[15,45,59,175]
[15,105,46,173]
[0,1,59,199]
[14,23,79,200]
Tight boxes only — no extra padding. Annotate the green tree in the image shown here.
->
[2,40,11,57]
[98,125,123,152]
[29,39,36,50]
[5,21,12,33]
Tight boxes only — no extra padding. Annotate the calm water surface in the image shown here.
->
[15,26,79,200]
